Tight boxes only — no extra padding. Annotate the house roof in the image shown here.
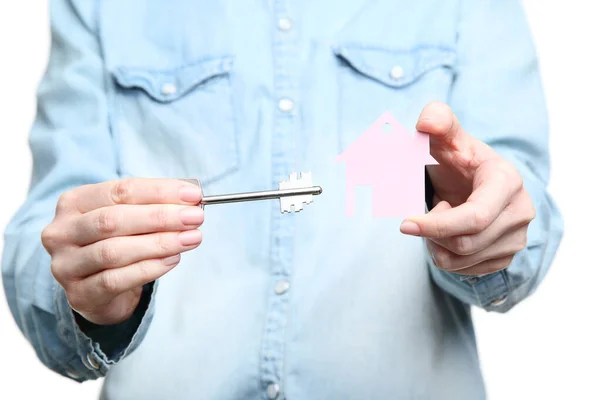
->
[335,111,437,166]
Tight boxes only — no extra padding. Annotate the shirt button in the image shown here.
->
[266,383,280,399]
[161,83,177,96]
[278,17,292,31]
[491,296,508,307]
[65,370,80,380]
[274,280,290,295]
[84,353,100,370]
[389,66,404,80]
[278,98,294,113]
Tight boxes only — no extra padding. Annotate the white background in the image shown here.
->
[0,1,598,399]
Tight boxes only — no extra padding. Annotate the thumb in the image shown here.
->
[416,102,469,152]
[400,200,451,235]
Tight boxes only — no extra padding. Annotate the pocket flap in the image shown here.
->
[112,55,234,102]
[332,44,455,88]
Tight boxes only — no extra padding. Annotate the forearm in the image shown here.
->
[1,0,158,380]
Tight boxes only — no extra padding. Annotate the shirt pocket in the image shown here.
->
[332,42,456,152]
[109,55,238,186]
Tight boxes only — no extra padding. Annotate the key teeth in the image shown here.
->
[279,171,315,214]
[279,171,313,187]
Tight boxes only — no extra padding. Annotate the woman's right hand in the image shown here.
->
[41,178,204,325]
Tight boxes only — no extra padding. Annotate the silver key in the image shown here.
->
[182,172,322,213]
[278,172,316,213]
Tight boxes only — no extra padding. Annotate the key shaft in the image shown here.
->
[201,186,322,206]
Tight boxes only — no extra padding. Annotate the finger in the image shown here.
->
[70,178,202,213]
[429,191,534,255]
[446,255,514,276]
[68,230,202,278]
[425,226,527,272]
[72,204,204,246]
[416,102,496,176]
[416,102,467,151]
[82,255,182,303]
[468,158,522,218]
[404,164,519,238]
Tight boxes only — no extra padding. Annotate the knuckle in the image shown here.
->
[433,247,453,270]
[153,185,170,204]
[455,152,472,172]
[97,209,118,235]
[136,260,155,284]
[41,225,59,250]
[153,206,170,230]
[98,270,121,294]
[155,233,174,253]
[56,191,76,213]
[64,282,89,311]
[515,199,536,226]
[507,165,524,190]
[451,235,474,256]
[513,172,524,191]
[50,260,66,282]
[498,160,523,190]
[515,231,528,252]
[98,242,120,267]
[65,291,85,312]
[472,204,493,231]
[111,179,134,204]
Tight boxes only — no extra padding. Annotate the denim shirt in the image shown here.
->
[2,0,563,399]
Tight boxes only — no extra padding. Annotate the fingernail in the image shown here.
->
[178,229,202,246]
[400,221,421,236]
[162,254,181,266]
[180,207,204,226]
[179,185,202,203]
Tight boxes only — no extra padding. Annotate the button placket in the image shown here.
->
[259,1,298,399]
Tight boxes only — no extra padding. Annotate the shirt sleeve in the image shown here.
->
[428,0,564,313]
[1,0,156,381]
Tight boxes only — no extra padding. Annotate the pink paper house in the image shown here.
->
[335,112,438,218]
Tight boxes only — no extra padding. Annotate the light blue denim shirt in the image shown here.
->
[2,0,563,399]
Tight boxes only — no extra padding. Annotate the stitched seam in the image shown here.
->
[335,43,456,54]
[114,55,234,75]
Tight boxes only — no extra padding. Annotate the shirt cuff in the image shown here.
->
[53,280,157,381]
[427,248,530,313]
